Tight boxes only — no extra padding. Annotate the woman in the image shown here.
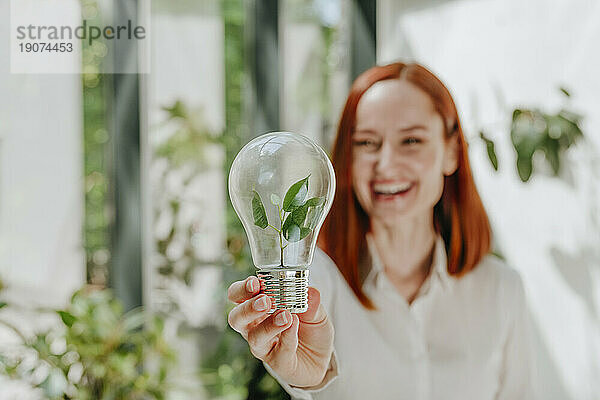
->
[227,63,534,399]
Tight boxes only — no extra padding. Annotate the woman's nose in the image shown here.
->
[375,141,396,173]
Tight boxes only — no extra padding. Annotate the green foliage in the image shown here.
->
[57,310,76,328]
[304,197,325,208]
[282,176,310,212]
[83,73,109,286]
[0,289,175,399]
[252,177,325,265]
[252,191,269,229]
[559,87,570,97]
[479,131,498,171]
[153,100,224,286]
[282,202,314,242]
[510,108,583,182]
[156,100,223,168]
[480,88,584,182]
[281,180,325,241]
[82,0,110,287]
[282,205,308,241]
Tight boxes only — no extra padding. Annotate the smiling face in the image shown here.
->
[351,79,458,226]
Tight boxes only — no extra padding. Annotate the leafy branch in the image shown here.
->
[251,176,325,267]
[0,289,175,399]
[480,87,584,182]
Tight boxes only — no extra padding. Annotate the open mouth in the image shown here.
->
[372,182,414,200]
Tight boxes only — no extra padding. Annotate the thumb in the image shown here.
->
[298,287,326,324]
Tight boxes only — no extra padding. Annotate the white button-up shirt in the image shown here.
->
[264,236,536,399]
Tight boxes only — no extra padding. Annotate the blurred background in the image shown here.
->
[1,0,599,399]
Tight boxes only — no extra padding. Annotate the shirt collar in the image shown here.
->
[364,233,452,292]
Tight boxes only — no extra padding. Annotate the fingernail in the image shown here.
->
[246,277,258,293]
[275,311,289,326]
[253,295,268,311]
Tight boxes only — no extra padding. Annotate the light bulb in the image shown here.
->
[228,132,336,313]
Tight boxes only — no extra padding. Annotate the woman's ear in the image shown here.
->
[443,134,459,176]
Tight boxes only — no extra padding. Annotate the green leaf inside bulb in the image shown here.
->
[281,196,324,242]
[252,190,268,229]
[282,176,310,212]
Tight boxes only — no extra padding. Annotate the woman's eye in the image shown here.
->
[353,139,379,149]
[403,137,421,145]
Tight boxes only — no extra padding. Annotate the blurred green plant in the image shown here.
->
[82,0,110,287]
[480,88,584,182]
[0,289,174,399]
[156,100,223,169]
[510,106,583,182]
[153,100,224,286]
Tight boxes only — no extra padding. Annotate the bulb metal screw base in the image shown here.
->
[257,267,309,314]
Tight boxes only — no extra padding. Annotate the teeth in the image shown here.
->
[373,182,412,194]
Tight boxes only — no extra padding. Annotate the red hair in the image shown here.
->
[318,63,491,310]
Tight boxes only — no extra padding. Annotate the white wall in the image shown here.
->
[0,1,85,396]
[378,0,600,398]
[0,1,85,309]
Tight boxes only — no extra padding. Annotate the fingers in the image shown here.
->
[228,282,327,371]
[228,293,272,336]
[272,314,300,358]
[247,310,296,361]
[227,276,260,304]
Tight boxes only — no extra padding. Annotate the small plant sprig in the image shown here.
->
[479,87,584,182]
[251,176,325,267]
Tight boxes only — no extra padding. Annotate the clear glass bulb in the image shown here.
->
[228,132,336,313]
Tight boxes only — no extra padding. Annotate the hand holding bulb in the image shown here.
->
[227,132,336,387]
[227,278,334,388]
